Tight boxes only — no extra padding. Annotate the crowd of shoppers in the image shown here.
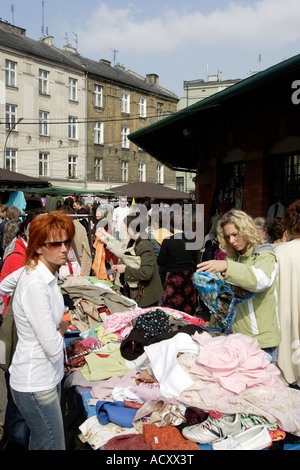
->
[0,193,300,450]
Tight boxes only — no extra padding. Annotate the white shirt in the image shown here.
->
[112,205,130,232]
[7,262,65,392]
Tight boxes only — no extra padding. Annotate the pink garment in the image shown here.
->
[190,332,283,394]
[103,307,200,338]
[91,370,138,400]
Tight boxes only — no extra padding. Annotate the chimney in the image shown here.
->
[63,44,77,53]
[0,19,26,35]
[100,59,111,66]
[146,74,159,85]
[40,36,54,46]
[114,64,126,71]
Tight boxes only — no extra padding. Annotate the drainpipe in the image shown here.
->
[85,71,88,189]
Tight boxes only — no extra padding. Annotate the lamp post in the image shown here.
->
[3,117,23,169]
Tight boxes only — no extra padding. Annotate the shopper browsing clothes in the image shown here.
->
[96,213,163,308]
[197,209,281,363]
[6,211,75,450]
[157,210,198,316]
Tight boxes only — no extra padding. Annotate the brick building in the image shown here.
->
[129,54,300,231]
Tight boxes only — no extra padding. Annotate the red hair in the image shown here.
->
[281,199,300,237]
[25,211,75,267]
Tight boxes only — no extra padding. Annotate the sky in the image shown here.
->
[2,0,300,97]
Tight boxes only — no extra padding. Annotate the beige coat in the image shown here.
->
[275,239,300,386]
[106,233,163,308]
[73,219,92,276]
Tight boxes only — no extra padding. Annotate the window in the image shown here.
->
[94,121,104,145]
[39,152,49,176]
[68,116,78,139]
[271,153,300,207]
[138,97,147,118]
[138,162,146,182]
[157,165,164,184]
[5,60,16,87]
[39,110,49,136]
[68,155,77,178]
[4,149,17,171]
[157,102,164,120]
[176,176,184,192]
[121,93,130,114]
[39,69,49,94]
[94,157,103,181]
[5,104,17,131]
[94,85,103,108]
[121,160,128,182]
[68,77,78,101]
[121,126,130,149]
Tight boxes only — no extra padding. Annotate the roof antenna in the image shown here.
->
[111,49,119,66]
[10,4,15,25]
[72,32,78,51]
[41,0,46,37]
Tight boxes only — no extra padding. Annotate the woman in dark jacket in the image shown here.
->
[157,211,198,315]
[96,214,163,308]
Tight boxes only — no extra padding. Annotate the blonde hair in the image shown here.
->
[217,209,265,257]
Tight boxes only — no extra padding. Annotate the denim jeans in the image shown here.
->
[4,372,30,450]
[11,384,65,450]
[262,346,278,365]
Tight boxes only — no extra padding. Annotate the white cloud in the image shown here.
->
[76,0,300,56]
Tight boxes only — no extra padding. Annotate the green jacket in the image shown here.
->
[222,245,281,349]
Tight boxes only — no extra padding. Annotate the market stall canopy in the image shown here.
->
[128,53,300,172]
[23,185,115,197]
[0,168,50,189]
[113,181,191,199]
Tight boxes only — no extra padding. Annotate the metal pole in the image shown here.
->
[3,117,23,169]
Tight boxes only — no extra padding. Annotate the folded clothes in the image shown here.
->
[96,400,138,428]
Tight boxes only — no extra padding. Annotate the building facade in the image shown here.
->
[62,49,178,191]
[178,74,241,111]
[0,22,87,185]
[0,20,178,192]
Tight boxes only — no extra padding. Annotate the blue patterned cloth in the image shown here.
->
[193,272,254,333]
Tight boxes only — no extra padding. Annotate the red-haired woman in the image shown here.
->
[7,211,75,450]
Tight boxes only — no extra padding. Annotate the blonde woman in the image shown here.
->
[197,209,281,362]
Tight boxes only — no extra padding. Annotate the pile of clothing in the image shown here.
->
[62,298,300,450]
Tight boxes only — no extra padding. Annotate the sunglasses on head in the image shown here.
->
[43,239,72,249]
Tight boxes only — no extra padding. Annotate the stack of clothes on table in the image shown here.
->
[61,284,300,450]
[60,275,137,333]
